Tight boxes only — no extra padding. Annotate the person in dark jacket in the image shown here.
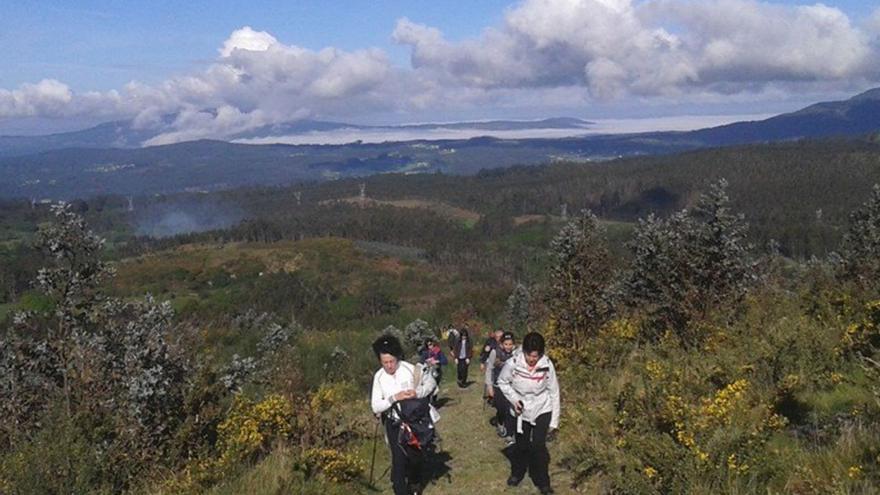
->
[485,331,516,443]
[452,326,472,388]
[497,332,560,495]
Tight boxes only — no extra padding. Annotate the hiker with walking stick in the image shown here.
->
[370,335,439,495]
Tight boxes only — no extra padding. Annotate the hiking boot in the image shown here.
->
[506,476,522,487]
[504,435,516,446]
[538,486,554,495]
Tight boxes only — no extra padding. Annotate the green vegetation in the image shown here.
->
[1,140,880,493]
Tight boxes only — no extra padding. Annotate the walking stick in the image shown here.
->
[369,417,380,487]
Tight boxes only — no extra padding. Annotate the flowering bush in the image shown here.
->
[298,448,365,482]
[216,394,294,466]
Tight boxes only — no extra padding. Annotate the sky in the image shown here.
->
[1,0,879,141]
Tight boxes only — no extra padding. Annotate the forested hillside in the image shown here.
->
[1,139,880,494]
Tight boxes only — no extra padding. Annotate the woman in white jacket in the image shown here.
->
[496,332,560,495]
[370,334,438,495]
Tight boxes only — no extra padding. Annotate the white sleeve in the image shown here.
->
[548,360,561,429]
[497,359,521,405]
[370,371,393,415]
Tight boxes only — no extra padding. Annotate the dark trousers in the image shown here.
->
[511,411,552,489]
[456,359,469,386]
[493,386,516,435]
[385,419,422,495]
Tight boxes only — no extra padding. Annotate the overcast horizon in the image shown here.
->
[2,0,879,143]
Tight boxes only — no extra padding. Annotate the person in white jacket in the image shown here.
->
[370,334,438,495]
[496,331,560,495]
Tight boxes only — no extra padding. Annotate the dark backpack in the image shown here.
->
[393,397,435,452]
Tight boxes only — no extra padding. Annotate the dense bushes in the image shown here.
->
[622,179,757,340]
[839,184,880,289]
[0,205,194,492]
[0,206,371,494]
[550,183,880,493]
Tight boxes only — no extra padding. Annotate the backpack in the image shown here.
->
[393,396,436,452]
[391,364,436,452]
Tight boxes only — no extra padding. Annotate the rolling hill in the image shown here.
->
[1,88,879,200]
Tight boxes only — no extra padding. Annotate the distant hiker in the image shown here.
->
[446,324,460,354]
[371,335,440,495]
[497,332,560,495]
[479,328,504,373]
[485,331,517,444]
[418,336,448,403]
[453,326,472,388]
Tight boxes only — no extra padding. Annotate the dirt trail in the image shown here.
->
[370,366,573,494]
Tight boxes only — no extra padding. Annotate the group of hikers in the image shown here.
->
[370,324,561,495]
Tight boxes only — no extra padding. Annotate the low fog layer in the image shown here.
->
[233,114,772,146]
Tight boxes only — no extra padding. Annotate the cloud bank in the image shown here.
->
[2,1,879,144]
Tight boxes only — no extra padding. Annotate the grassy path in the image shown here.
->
[369,366,574,494]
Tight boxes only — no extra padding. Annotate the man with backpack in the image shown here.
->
[371,335,440,495]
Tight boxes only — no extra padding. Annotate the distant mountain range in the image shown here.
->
[1,88,879,200]
[0,121,155,158]
[0,117,594,157]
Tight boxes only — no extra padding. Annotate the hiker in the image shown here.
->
[446,324,460,354]
[418,336,448,403]
[497,332,560,495]
[479,328,504,373]
[371,335,440,495]
[485,331,517,444]
[452,325,472,388]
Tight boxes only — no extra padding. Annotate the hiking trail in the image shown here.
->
[368,367,574,494]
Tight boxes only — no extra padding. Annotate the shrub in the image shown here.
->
[545,210,615,350]
[623,179,756,343]
[0,204,194,490]
[505,282,531,334]
[216,394,294,466]
[297,448,365,483]
[839,184,880,288]
[403,318,434,353]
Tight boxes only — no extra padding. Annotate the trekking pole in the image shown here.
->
[369,417,380,487]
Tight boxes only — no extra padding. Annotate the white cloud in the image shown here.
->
[0,79,73,118]
[1,1,879,141]
[867,7,880,40]
[394,0,877,98]
[219,26,278,57]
